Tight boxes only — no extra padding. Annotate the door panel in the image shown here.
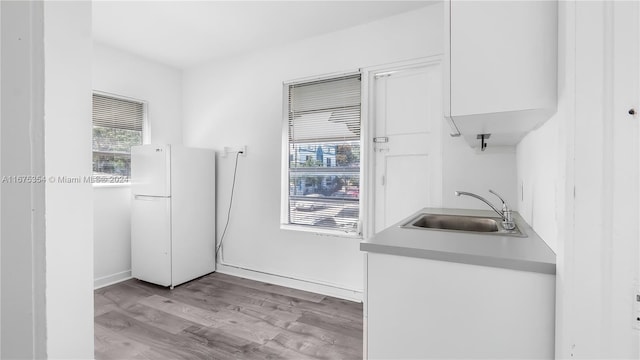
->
[131,196,171,286]
[385,72,431,135]
[373,63,442,234]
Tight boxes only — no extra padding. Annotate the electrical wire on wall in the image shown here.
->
[211,148,359,296]
[215,150,242,261]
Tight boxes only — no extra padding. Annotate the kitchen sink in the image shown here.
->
[401,213,526,237]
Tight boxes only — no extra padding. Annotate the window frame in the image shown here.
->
[280,70,366,238]
[92,90,149,187]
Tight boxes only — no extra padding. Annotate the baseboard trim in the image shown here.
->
[93,266,364,302]
[216,263,363,302]
[94,270,132,289]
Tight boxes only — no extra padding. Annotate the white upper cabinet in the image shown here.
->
[444,0,557,148]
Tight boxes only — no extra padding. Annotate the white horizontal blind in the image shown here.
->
[92,93,144,179]
[92,94,144,131]
[287,74,361,233]
[289,75,361,143]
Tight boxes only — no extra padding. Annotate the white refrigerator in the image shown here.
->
[131,144,215,288]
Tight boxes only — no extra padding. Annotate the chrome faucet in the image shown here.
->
[455,189,516,230]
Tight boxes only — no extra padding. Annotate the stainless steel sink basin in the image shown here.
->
[411,214,499,232]
[401,213,526,237]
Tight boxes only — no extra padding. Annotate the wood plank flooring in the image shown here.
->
[94,272,363,360]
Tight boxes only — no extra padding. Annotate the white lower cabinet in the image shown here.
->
[366,252,555,359]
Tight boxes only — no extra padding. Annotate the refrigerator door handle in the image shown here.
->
[134,195,169,201]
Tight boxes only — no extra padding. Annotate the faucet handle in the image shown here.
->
[488,189,508,209]
[487,189,516,230]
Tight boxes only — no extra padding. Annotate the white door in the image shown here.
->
[372,62,443,233]
[131,196,172,286]
[131,144,171,196]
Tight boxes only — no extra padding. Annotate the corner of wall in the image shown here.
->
[515,114,561,253]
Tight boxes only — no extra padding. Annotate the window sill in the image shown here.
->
[280,224,362,239]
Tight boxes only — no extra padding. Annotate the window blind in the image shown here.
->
[286,73,362,233]
[92,93,144,131]
[92,93,144,179]
[289,75,361,144]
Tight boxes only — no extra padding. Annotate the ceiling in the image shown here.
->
[92,1,433,69]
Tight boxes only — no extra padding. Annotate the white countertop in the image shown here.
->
[360,208,556,275]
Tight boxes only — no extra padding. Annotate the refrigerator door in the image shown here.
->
[131,195,172,286]
[131,144,171,196]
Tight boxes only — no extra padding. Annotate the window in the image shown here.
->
[283,73,362,234]
[92,93,145,180]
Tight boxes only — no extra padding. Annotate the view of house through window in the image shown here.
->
[92,93,145,180]
[285,73,361,233]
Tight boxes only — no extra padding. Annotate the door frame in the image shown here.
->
[361,55,444,240]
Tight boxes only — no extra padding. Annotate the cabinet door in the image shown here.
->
[444,0,557,147]
[366,253,555,359]
[449,0,556,116]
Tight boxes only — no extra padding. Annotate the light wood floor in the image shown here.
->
[94,272,363,359]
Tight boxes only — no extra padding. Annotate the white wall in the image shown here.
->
[92,43,183,288]
[1,4,2,356]
[182,3,517,298]
[93,186,134,288]
[517,116,561,252]
[442,136,517,210]
[517,1,640,358]
[44,2,95,358]
[93,42,183,145]
[517,3,572,353]
[0,1,47,357]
